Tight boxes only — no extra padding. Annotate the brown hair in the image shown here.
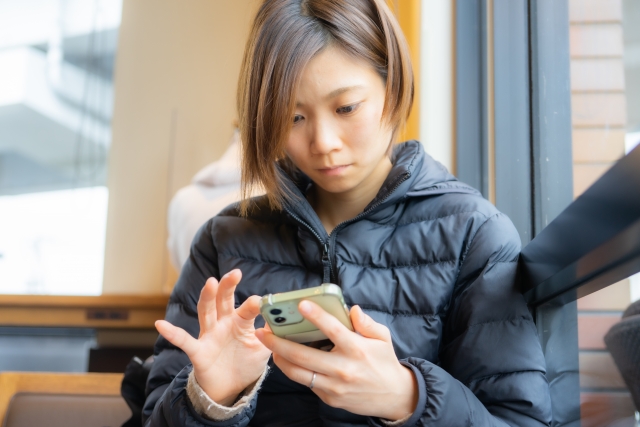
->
[237,0,414,215]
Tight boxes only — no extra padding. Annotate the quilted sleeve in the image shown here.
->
[371,212,552,427]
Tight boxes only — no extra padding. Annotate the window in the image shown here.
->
[455,0,640,424]
[0,0,122,295]
[571,1,640,423]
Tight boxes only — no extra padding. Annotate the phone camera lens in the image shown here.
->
[274,317,286,324]
[270,308,282,315]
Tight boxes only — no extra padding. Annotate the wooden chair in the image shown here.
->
[0,372,130,427]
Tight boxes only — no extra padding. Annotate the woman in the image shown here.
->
[144,0,552,426]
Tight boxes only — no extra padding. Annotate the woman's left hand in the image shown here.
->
[255,301,418,421]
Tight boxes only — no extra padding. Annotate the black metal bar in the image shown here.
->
[526,1,580,425]
[455,0,487,197]
[528,0,574,236]
[522,144,640,307]
[529,219,640,308]
[493,0,532,244]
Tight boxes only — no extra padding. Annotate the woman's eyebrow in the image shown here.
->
[324,85,365,100]
[296,85,366,107]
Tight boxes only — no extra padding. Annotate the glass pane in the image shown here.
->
[570,0,640,424]
[0,0,122,295]
[578,278,639,427]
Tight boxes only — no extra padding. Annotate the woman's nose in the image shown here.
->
[309,120,342,155]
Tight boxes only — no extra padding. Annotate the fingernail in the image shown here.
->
[299,300,312,314]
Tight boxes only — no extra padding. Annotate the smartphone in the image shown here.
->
[259,283,353,350]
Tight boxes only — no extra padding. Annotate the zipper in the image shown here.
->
[284,208,333,282]
[322,243,331,283]
[285,171,411,284]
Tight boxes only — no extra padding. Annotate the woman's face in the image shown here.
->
[285,45,394,198]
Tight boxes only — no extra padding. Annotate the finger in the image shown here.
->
[272,352,324,391]
[217,269,242,317]
[197,278,219,331]
[350,305,392,343]
[298,300,355,350]
[155,320,199,358]
[255,327,335,375]
[235,295,262,326]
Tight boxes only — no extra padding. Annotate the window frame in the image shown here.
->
[454,1,585,424]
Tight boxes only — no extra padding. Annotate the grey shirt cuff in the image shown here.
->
[186,366,270,421]
[380,413,413,426]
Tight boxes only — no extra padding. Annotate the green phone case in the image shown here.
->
[259,283,353,347]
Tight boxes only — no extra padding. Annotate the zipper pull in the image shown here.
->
[322,243,330,283]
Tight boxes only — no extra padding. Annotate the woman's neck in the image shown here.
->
[309,158,393,235]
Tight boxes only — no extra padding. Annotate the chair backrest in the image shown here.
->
[623,300,640,320]
[0,372,130,427]
[605,315,640,412]
[4,394,130,427]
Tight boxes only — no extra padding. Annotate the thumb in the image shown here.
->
[235,295,262,327]
[351,305,391,343]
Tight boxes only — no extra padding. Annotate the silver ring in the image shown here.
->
[309,372,317,389]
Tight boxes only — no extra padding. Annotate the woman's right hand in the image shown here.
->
[155,269,271,406]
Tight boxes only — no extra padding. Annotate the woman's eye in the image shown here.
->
[336,104,358,115]
[292,115,303,124]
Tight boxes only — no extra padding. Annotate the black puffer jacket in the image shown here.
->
[144,141,552,427]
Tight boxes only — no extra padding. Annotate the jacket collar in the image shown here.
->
[279,141,480,234]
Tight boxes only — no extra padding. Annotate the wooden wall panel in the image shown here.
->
[0,372,123,422]
[103,1,257,294]
[0,294,168,328]
[386,0,421,142]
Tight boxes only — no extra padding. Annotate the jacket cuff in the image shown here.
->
[368,360,427,427]
[186,366,270,421]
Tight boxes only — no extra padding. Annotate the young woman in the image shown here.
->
[144,1,552,426]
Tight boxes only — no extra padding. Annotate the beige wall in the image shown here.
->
[102,0,257,294]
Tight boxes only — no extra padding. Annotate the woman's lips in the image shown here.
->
[317,165,350,176]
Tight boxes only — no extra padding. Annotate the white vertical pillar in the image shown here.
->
[420,0,454,173]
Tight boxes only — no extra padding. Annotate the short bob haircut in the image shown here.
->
[237,0,414,215]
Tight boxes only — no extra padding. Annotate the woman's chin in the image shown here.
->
[313,178,357,196]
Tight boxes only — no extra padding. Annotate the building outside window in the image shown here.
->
[571,0,640,424]
[0,0,122,295]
